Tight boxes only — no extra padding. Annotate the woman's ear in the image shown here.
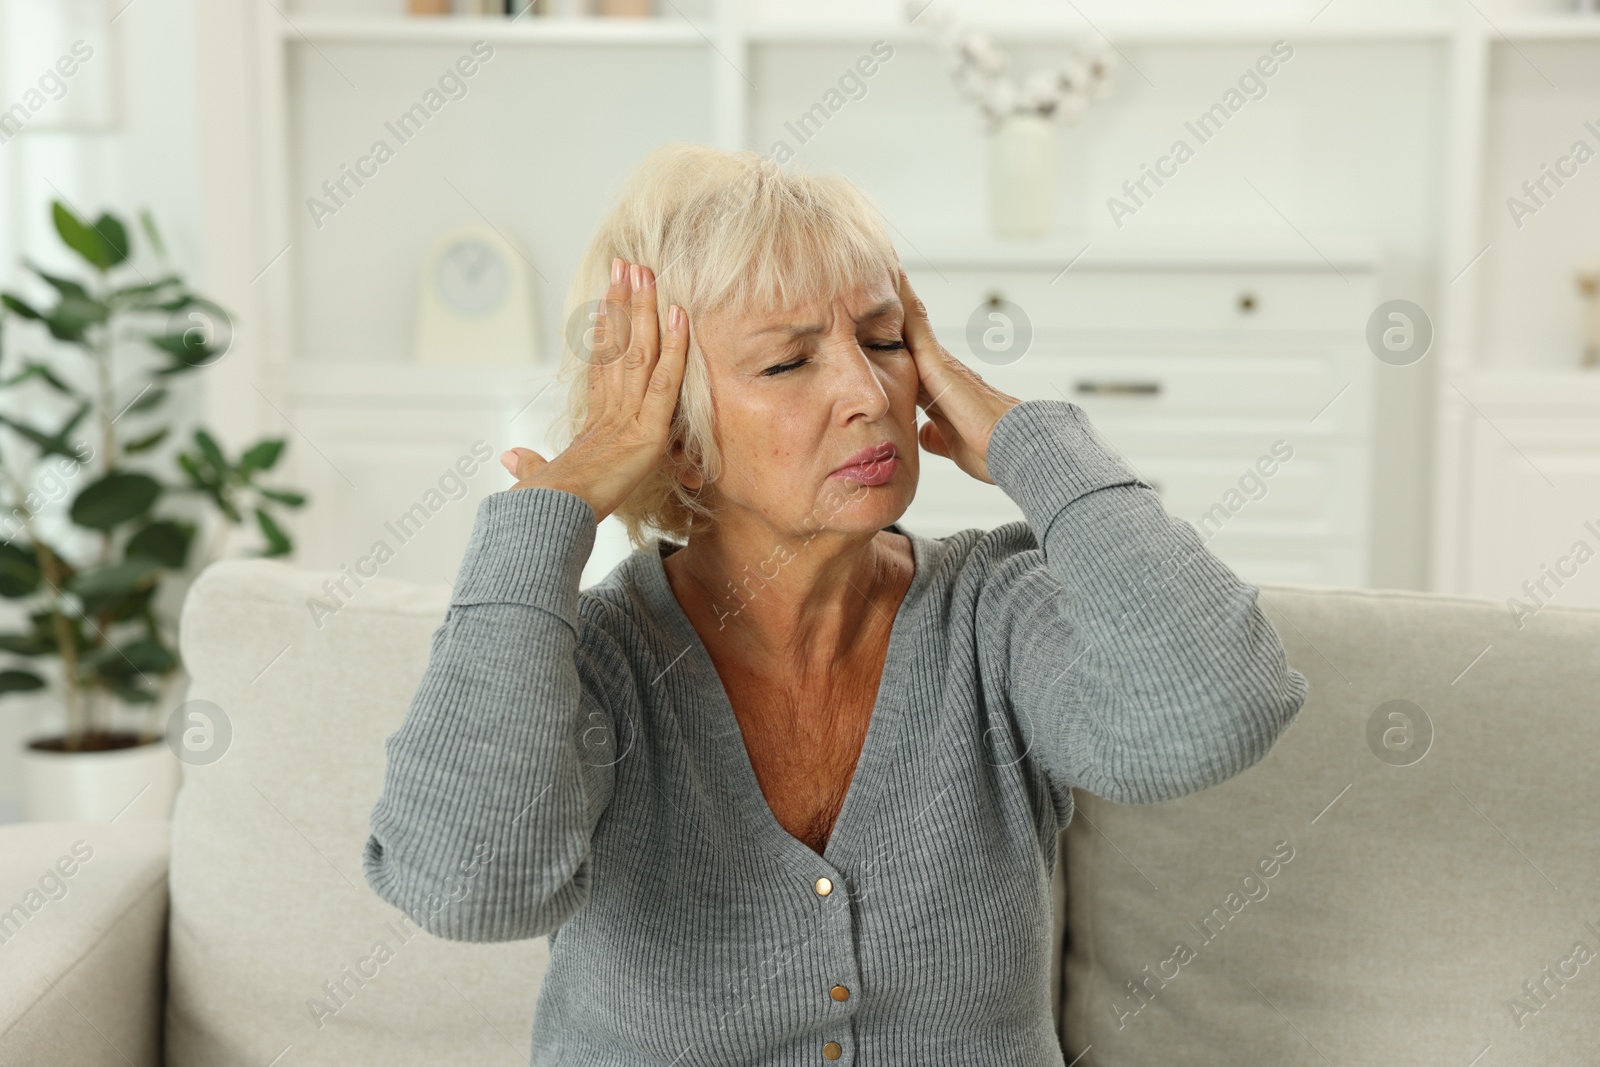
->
[670,440,705,491]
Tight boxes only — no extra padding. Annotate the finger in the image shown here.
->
[641,302,689,430]
[596,257,633,371]
[623,263,660,404]
[501,447,549,482]
[897,268,938,350]
[897,268,957,406]
[587,258,634,424]
[918,419,952,459]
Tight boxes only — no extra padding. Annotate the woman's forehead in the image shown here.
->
[730,274,901,334]
[729,271,902,326]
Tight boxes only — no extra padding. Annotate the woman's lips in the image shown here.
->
[829,442,898,486]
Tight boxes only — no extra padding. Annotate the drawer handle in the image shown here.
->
[1074,380,1162,396]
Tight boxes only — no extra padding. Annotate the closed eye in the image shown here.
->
[866,340,906,352]
[761,358,809,376]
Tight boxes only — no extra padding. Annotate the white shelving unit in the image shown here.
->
[191,1,1600,600]
[1428,14,1600,608]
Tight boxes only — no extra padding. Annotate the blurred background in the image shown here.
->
[1,0,1598,822]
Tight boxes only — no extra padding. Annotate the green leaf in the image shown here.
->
[1,361,79,397]
[146,331,199,360]
[65,558,165,601]
[30,609,82,647]
[0,669,46,694]
[0,542,41,598]
[91,213,131,268]
[125,520,192,567]
[70,472,162,530]
[211,486,240,524]
[123,427,169,454]
[1,293,42,320]
[110,275,180,300]
[139,209,167,260]
[193,430,229,478]
[0,631,53,655]
[53,202,114,271]
[255,507,292,557]
[124,386,168,414]
[176,451,217,490]
[257,487,307,508]
[84,586,154,624]
[85,635,175,677]
[25,262,91,301]
[120,636,176,673]
[240,438,285,473]
[45,294,110,341]
[0,401,92,461]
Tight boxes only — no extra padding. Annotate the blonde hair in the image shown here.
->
[549,142,902,551]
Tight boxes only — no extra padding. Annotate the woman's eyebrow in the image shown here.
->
[751,299,901,339]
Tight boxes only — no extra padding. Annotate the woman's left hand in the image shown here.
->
[898,268,1022,485]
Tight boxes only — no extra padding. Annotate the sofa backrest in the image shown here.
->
[1063,585,1600,1065]
[168,559,547,1067]
[175,559,1600,1067]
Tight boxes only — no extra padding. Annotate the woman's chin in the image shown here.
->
[811,480,913,533]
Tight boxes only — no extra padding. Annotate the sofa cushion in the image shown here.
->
[0,821,169,1067]
[166,559,547,1067]
[1062,585,1600,1065]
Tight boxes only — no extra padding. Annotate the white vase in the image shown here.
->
[21,735,180,822]
[988,112,1056,240]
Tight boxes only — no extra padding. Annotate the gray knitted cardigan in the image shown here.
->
[363,398,1310,1066]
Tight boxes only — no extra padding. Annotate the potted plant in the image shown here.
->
[0,200,308,822]
[905,1,1114,239]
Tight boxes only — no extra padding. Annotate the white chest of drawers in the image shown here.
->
[900,242,1377,588]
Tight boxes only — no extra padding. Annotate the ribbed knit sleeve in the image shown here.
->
[982,399,1310,809]
[362,486,622,942]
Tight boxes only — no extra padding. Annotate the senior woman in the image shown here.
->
[363,143,1308,1065]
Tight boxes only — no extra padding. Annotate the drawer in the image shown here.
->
[903,268,1374,337]
[970,347,1365,430]
[900,440,1367,552]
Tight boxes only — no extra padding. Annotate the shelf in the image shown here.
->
[1450,368,1600,414]
[1488,15,1600,41]
[893,230,1381,272]
[745,15,1457,45]
[267,12,1464,48]
[280,360,562,403]
[270,14,707,46]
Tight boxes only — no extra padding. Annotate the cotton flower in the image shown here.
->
[906,3,1114,130]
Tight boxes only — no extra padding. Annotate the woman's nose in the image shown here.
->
[823,337,891,421]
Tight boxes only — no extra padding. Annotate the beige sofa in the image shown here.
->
[2,558,1597,1066]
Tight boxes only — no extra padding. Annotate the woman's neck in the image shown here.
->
[662,520,913,670]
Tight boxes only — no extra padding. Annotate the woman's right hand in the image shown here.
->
[499,258,689,522]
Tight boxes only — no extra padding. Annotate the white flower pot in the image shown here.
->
[989,112,1056,240]
[21,734,180,822]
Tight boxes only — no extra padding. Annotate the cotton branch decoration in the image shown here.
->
[905,0,1115,237]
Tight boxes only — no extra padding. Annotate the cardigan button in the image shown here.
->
[814,877,833,896]
[822,1041,843,1059]
[829,984,850,1002]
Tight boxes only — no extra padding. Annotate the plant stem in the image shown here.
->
[93,320,116,566]
[90,274,115,741]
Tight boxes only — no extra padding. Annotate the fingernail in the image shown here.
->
[630,263,642,288]
[669,304,682,329]
[611,257,623,285]
[500,449,517,467]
